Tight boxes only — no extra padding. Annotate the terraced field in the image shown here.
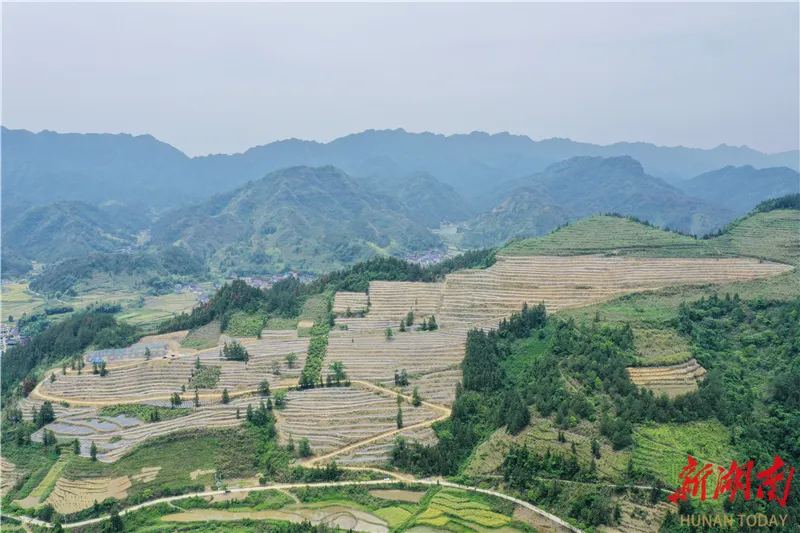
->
[327,329,466,387]
[627,359,707,397]
[46,474,132,514]
[36,335,308,403]
[276,386,441,457]
[1,458,22,496]
[31,400,250,462]
[437,255,791,325]
[366,281,445,320]
[335,426,437,467]
[333,291,369,314]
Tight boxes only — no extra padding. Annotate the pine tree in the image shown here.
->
[412,387,422,407]
[222,388,230,404]
[246,404,254,422]
[428,315,438,331]
[298,438,312,457]
[73,438,81,455]
[194,389,200,407]
[236,408,241,419]
[399,319,406,332]
[145,347,152,360]
[396,405,403,429]
[90,441,98,461]
[406,310,414,326]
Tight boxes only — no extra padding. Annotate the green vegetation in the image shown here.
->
[502,207,800,265]
[173,489,293,511]
[151,166,443,275]
[224,311,265,337]
[190,365,222,389]
[29,247,206,297]
[221,341,249,362]
[632,421,734,485]
[298,321,330,388]
[180,321,222,349]
[465,156,732,247]
[502,215,712,257]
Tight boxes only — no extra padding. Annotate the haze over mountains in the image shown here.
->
[2,126,798,277]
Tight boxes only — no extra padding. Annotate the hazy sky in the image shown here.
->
[3,2,799,156]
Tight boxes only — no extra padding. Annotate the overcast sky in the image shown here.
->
[3,2,798,156]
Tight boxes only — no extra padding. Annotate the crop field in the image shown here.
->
[632,421,734,487]
[333,291,369,314]
[276,386,440,456]
[382,367,462,407]
[181,320,223,349]
[31,398,256,462]
[1,458,22,496]
[366,281,445,320]
[713,209,800,264]
[46,474,132,514]
[1,283,49,319]
[327,328,466,387]
[412,489,513,530]
[115,292,198,328]
[627,359,707,397]
[37,335,308,403]
[437,254,791,325]
[163,502,390,533]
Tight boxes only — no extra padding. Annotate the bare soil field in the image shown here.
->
[333,291,369,314]
[46,475,131,514]
[437,255,792,325]
[627,359,707,397]
[276,385,440,457]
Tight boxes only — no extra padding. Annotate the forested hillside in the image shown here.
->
[151,166,442,275]
[679,165,799,215]
[462,156,734,247]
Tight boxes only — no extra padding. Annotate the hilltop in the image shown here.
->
[1,201,151,264]
[679,165,799,215]
[151,166,442,275]
[462,156,733,247]
[501,200,800,265]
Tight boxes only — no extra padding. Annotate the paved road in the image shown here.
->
[1,477,584,533]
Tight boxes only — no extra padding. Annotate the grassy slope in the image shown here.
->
[501,210,800,265]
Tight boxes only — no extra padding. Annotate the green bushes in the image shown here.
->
[191,365,221,389]
[223,311,265,337]
[298,333,329,388]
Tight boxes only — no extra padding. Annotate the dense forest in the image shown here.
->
[29,247,207,296]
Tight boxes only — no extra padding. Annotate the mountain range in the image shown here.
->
[678,165,799,215]
[4,126,797,212]
[2,126,798,279]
